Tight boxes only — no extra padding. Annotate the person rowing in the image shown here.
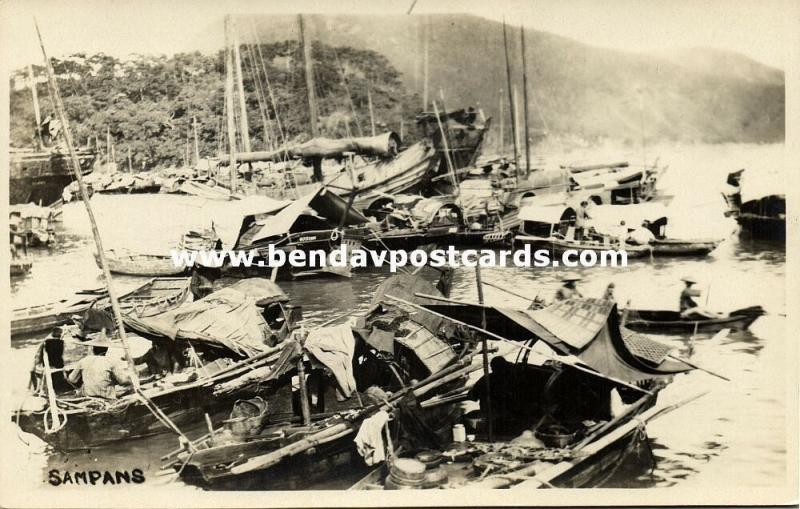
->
[555,274,583,301]
[679,277,721,319]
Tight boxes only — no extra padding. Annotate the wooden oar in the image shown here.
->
[481,280,538,303]
[668,328,731,381]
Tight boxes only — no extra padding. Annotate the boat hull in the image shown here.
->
[651,239,719,257]
[10,150,96,206]
[623,307,764,333]
[514,235,652,259]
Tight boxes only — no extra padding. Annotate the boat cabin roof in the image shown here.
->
[518,205,576,225]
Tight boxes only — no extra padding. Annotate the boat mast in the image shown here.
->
[498,90,504,151]
[192,116,200,165]
[520,24,531,177]
[299,15,319,138]
[502,19,519,170]
[232,17,251,153]
[422,16,430,110]
[35,21,140,392]
[367,86,376,136]
[28,64,42,149]
[513,85,521,163]
[106,125,111,164]
[225,15,238,193]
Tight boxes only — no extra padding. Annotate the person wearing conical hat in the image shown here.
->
[555,274,583,301]
[679,277,718,319]
[67,333,133,400]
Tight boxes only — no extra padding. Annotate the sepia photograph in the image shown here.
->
[0,0,796,506]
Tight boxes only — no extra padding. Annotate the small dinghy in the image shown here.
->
[622,306,765,334]
[96,249,186,276]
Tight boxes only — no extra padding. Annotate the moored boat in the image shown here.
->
[11,277,192,341]
[97,250,186,276]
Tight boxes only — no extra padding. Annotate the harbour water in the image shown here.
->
[7,143,787,490]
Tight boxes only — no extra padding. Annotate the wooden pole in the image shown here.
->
[422,16,429,111]
[498,90,504,151]
[513,85,521,163]
[231,17,251,153]
[35,20,140,391]
[225,16,238,194]
[432,101,458,191]
[192,116,200,165]
[520,24,531,177]
[502,19,519,169]
[28,64,42,148]
[474,263,493,442]
[297,358,311,426]
[127,146,132,172]
[106,125,111,164]
[299,15,319,138]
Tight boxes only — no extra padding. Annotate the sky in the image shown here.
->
[0,0,794,72]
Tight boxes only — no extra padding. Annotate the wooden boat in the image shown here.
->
[10,256,33,277]
[724,169,785,242]
[15,279,300,450]
[513,205,652,258]
[348,298,701,491]
[649,238,720,256]
[96,250,186,276]
[622,306,765,334]
[11,277,191,339]
[163,269,467,488]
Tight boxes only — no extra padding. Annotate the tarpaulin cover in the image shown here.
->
[589,203,669,235]
[124,279,285,357]
[212,195,290,249]
[518,205,575,224]
[423,299,692,384]
[304,324,357,397]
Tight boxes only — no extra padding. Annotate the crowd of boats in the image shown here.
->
[9,17,785,492]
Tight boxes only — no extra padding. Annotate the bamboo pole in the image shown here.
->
[498,90,504,150]
[367,87,376,136]
[474,263,493,442]
[35,20,140,391]
[224,16,238,194]
[520,24,531,177]
[422,16,429,111]
[299,15,319,138]
[192,116,200,165]
[432,101,458,191]
[231,17,251,153]
[502,19,519,169]
[28,64,42,148]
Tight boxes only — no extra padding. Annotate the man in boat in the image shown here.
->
[574,200,592,241]
[603,282,615,302]
[67,336,133,399]
[555,275,583,301]
[627,220,656,246]
[679,277,720,319]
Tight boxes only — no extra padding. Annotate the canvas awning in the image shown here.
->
[422,299,692,384]
[518,205,575,224]
[588,203,669,235]
[212,195,291,249]
[124,279,286,357]
[218,132,401,164]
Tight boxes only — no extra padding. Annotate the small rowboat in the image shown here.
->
[515,235,653,258]
[622,305,765,334]
[11,277,191,338]
[650,238,721,256]
[10,256,33,277]
[96,250,186,276]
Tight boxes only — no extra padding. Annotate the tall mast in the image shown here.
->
[231,17,251,152]
[192,116,200,165]
[299,15,319,138]
[367,86,376,136]
[502,19,519,169]
[106,125,111,164]
[422,16,429,110]
[520,24,531,176]
[225,15,238,192]
[513,85,521,158]
[35,21,140,391]
[498,90,504,150]
[27,64,42,149]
